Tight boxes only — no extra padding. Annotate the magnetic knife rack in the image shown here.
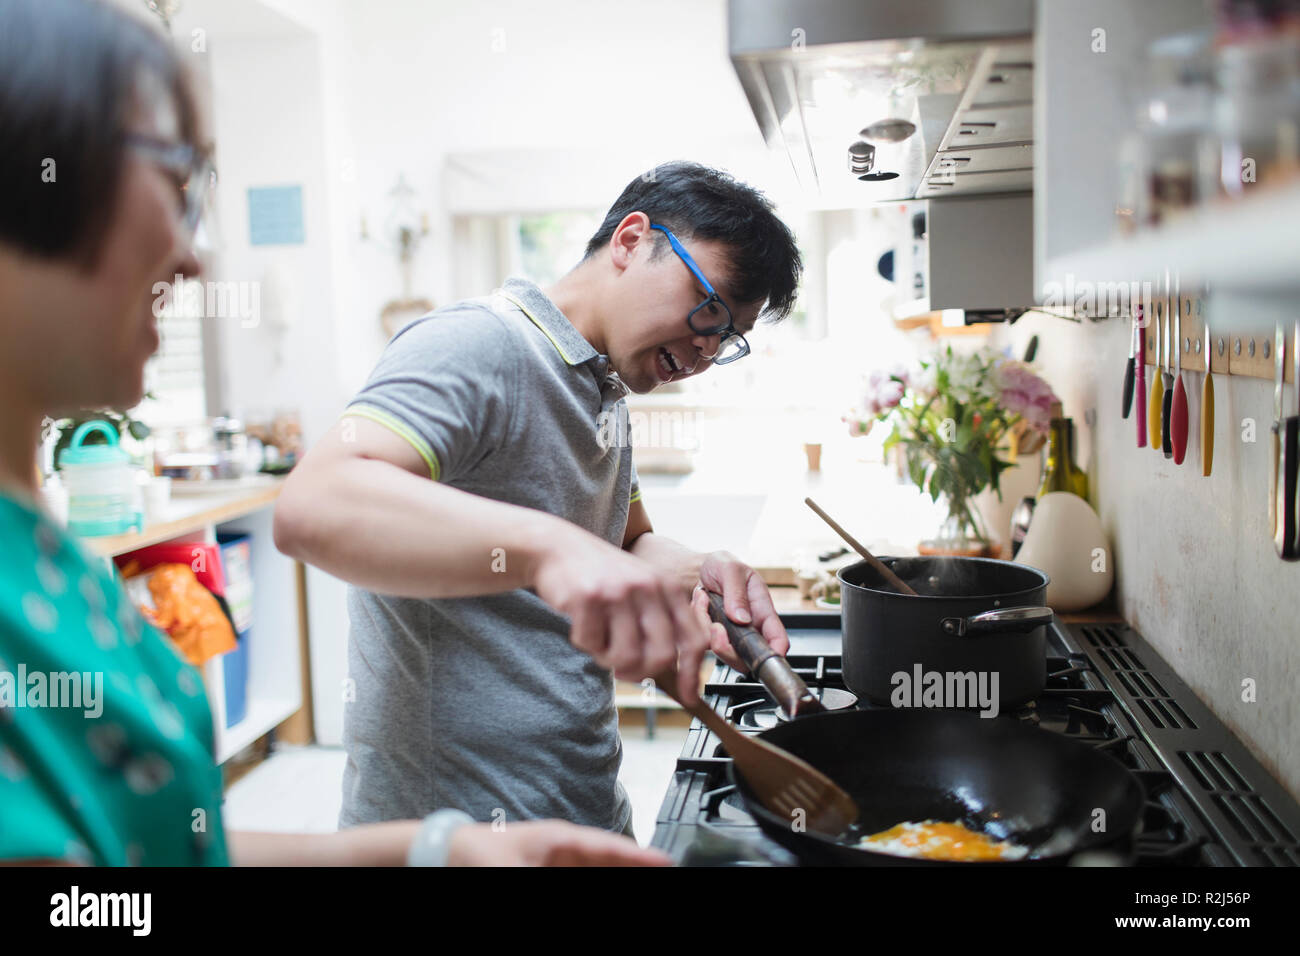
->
[1137,294,1296,384]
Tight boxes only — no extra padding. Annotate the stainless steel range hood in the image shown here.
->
[729,0,1035,205]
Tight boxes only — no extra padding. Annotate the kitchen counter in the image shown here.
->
[87,476,283,558]
[639,457,955,585]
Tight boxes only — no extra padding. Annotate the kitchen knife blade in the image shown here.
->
[1292,320,1300,557]
[1202,316,1214,476]
[1271,322,1285,545]
[1161,276,1174,458]
[1122,311,1136,419]
[1171,289,1189,464]
[1149,299,1164,453]
[1136,304,1147,447]
[1281,321,1300,560]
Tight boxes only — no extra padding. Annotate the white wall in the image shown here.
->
[204,37,340,436]
[992,297,1300,801]
[172,1,357,745]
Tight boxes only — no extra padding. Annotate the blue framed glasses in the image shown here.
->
[649,223,750,365]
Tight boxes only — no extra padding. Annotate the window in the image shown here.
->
[516,212,603,286]
[136,304,208,427]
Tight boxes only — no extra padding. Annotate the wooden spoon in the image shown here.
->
[804,497,919,596]
[655,670,858,836]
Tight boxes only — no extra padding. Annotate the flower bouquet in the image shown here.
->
[845,347,1057,553]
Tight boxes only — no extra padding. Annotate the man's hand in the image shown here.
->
[693,551,790,672]
[447,821,672,867]
[529,524,711,705]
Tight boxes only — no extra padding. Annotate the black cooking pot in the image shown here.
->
[838,556,1053,709]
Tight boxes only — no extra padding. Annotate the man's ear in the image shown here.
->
[609,212,652,272]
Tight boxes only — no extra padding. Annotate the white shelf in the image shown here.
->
[1043,183,1300,297]
[210,506,303,764]
[97,492,305,766]
[90,479,283,557]
[216,697,301,763]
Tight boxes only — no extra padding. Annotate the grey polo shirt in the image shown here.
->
[338,276,638,832]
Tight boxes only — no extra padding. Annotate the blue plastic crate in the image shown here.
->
[217,533,253,729]
[222,628,250,728]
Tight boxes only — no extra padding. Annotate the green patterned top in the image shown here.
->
[0,492,229,865]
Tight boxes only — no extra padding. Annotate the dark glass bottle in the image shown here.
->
[1067,420,1090,500]
[1038,402,1090,501]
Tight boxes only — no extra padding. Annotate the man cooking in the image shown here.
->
[274,161,804,838]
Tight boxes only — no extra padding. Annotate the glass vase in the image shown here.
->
[918,493,994,558]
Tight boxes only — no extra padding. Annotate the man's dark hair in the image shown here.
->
[584,161,802,322]
[0,0,201,268]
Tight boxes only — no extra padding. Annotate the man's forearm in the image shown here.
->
[627,531,704,595]
[275,454,575,598]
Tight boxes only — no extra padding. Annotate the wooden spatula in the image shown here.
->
[655,671,858,837]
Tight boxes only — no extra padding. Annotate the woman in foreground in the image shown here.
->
[0,0,669,868]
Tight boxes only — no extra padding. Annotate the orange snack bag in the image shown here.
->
[131,563,237,667]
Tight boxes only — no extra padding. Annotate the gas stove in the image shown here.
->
[650,612,1300,866]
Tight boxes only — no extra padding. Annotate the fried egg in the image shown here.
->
[859,820,1029,862]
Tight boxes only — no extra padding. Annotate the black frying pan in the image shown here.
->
[728,709,1146,866]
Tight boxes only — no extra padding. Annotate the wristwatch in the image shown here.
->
[406,808,474,867]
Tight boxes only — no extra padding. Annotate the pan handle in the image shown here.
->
[941,606,1055,637]
[705,590,825,719]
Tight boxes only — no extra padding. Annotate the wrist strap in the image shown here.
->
[407,809,474,867]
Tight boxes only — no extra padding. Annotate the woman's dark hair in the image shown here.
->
[0,0,201,267]
[584,161,803,322]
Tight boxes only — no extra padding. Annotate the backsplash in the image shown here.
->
[994,299,1300,801]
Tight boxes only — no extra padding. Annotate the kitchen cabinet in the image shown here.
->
[89,481,307,763]
[1034,0,1220,300]
[1046,177,1300,297]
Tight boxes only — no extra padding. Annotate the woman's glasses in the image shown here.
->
[126,134,216,242]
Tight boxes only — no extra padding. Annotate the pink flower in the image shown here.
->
[876,378,904,411]
[861,368,907,416]
[1021,396,1054,431]
[995,360,1057,432]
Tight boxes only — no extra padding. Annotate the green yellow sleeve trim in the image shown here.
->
[629,488,642,504]
[343,404,441,481]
